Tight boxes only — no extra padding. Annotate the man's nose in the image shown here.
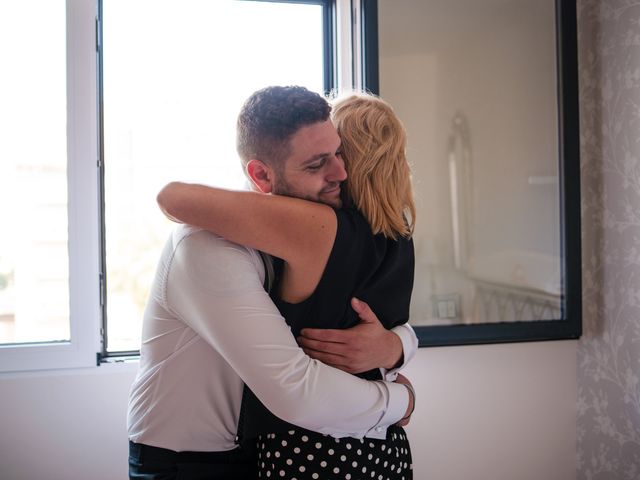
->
[327,154,347,182]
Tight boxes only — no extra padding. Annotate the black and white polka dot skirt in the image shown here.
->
[256,425,412,480]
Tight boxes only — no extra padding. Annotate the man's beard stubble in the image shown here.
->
[272,176,343,209]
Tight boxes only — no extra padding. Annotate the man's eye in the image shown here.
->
[335,150,343,157]
[306,163,323,171]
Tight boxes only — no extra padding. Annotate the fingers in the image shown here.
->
[299,298,380,341]
[297,335,349,355]
[301,348,356,374]
[350,296,367,313]
[298,328,353,343]
[351,297,380,325]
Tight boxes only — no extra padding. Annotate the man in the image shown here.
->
[128,86,417,479]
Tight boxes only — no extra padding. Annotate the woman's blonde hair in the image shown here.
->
[331,93,416,239]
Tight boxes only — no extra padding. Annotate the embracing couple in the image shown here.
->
[127,85,417,480]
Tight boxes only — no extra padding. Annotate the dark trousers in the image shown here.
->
[128,441,256,480]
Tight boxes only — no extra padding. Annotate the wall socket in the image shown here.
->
[432,294,461,320]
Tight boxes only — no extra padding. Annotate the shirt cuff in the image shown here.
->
[364,381,410,439]
[383,324,419,381]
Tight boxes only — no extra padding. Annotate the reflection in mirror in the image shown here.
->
[376,0,564,327]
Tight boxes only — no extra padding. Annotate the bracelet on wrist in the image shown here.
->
[400,383,416,421]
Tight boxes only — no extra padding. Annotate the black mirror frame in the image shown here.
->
[361,0,582,347]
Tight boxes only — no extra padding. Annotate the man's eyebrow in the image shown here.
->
[301,153,331,166]
[301,143,342,166]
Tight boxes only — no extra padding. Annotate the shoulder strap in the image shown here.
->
[236,251,273,447]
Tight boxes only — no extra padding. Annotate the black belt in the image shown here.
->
[129,441,252,465]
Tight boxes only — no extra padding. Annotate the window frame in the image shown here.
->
[0,0,102,373]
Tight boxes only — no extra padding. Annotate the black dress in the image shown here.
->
[245,207,415,480]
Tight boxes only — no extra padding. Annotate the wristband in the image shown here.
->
[400,383,416,421]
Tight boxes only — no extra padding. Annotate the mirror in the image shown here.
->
[362,0,581,346]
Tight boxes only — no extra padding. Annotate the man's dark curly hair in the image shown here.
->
[236,86,331,171]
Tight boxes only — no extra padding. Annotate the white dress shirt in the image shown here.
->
[127,226,417,453]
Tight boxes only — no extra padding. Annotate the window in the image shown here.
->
[0,0,100,372]
[100,0,335,355]
[0,0,351,371]
[0,1,69,345]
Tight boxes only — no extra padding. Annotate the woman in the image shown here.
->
[158,91,416,479]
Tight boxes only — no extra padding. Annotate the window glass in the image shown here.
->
[0,1,69,345]
[103,0,327,352]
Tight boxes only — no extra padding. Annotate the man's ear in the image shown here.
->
[246,159,275,193]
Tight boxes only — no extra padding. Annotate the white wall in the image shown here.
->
[0,341,576,480]
[405,341,577,480]
[0,364,136,480]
